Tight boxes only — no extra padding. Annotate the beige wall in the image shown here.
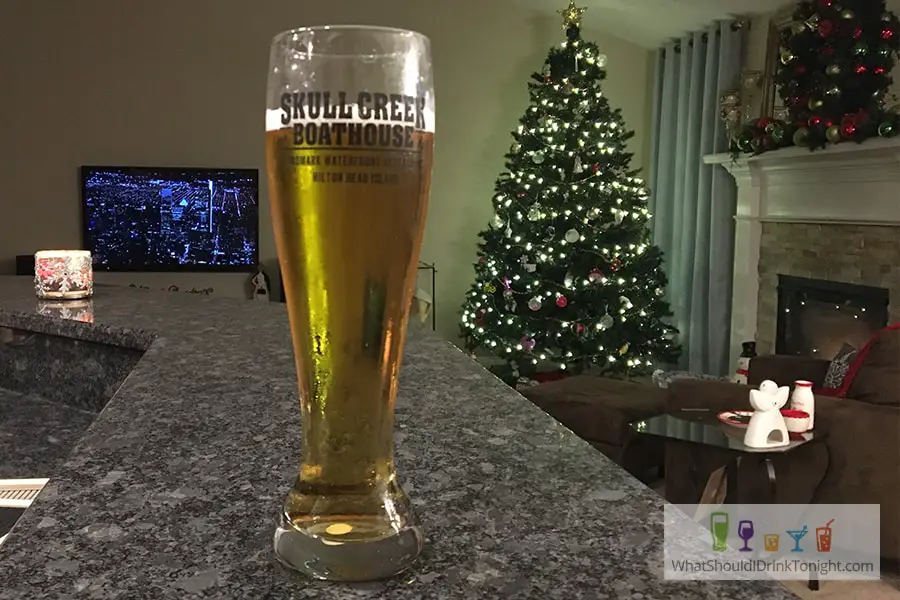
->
[0,0,652,340]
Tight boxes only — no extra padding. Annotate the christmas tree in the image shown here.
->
[460,1,680,381]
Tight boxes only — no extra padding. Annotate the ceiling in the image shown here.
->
[514,0,793,48]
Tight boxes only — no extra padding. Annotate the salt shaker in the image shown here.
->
[790,380,815,431]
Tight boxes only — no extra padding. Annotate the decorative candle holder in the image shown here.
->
[34,250,93,300]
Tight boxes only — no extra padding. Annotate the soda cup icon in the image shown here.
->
[816,519,834,552]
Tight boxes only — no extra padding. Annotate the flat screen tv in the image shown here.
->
[81,166,259,272]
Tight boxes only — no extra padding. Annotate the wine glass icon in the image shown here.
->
[738,520,754,552]
[786,525,809,552]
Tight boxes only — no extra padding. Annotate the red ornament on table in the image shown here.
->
[556,295,568,308]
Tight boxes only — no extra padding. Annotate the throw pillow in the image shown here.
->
[821,343,858,390]
[842,324,900,405]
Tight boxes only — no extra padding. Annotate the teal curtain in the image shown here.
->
[648,21,744,376]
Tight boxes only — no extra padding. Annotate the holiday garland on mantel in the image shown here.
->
[732,0,900,156]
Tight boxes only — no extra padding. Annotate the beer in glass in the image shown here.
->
[266,26,433,581]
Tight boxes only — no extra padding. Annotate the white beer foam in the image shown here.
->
[265,103,434,133]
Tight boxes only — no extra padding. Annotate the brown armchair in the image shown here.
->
[665,352,900,562]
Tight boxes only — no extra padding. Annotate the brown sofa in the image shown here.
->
[667,329,900,562]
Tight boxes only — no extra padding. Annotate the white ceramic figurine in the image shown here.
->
[744,380,791,448]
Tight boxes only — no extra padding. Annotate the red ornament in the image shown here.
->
[544,75,552,83]
[841,115,857,137]
[756,118,771,129]
[856,65,867,74]
[817,0,831,7]
[588,268,603,283]
[610,258,622,272]
[853,27,863,40]
[574,323,585,335]
[883,28,895,40]
[517,192,526,198]
[556,295,568,308]
[818,19,836,38]
[478,257,486,264]
[876,67,886,74]
[809,116,823,127]
[592,163,600,174]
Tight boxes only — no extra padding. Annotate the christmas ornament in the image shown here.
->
[587,207,601,219]
[619,343,630,355]
[780,49,795,64]
[840,9,855,19]
[620,295,633,309]
[808,97,824,110]
[528,205,543,221]
[805,14,821,31]
[654,287,665,297]
[840,117,856,137]
[596,54,607,68]
[573,157,584,173]
[484,282,497,293]
[770,123,785,144]
[545,225,556,239]
[588,268,603,283]
[597,312,614,330]
[510,142,521,153]
[825,85,841,96]
[614,210,625,225]
[852,42,868,55]
[524,263,537,273]
[856,65,867,74]
[610,258,621,272]
[541,64,551,77]
[528,296,542,311]
[531,151,546,164]
[808,116,822,127]
[878,122,895,137]
[503,288,514,299]
[564,228,580,243]
[592,163,600,174]
[556,295,568,308]
[818,19,836,37]
[826,125,842,143]
[540,115,553,128]
[573,323,585,335]
[826,63,841,76]
[493,214,504,228]
[521,336,536,352]
[563,271,574,288]
[883,28,895,40]
[557,0,587,29]
[793,127,810,146]
[505,226,513,237]
[506,298,517,311]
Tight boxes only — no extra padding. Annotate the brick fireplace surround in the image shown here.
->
[705,138,900,366]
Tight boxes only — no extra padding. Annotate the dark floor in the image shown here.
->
[0,388,97,479]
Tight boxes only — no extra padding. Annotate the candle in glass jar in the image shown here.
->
[34,250,93,300]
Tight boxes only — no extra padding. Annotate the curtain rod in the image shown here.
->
[664,19,748,55]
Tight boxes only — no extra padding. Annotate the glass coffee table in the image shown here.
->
[630,410,820,504]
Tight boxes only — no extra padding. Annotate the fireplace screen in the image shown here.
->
[776,275,889,358]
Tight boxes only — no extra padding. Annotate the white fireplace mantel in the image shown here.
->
[703,137,900,366]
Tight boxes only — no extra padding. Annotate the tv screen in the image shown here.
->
[81,166,259,272]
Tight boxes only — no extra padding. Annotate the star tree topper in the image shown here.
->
[558,0,587,29]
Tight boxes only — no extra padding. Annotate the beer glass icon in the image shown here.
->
[711,512,729,552]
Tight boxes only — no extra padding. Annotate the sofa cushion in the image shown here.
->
[520,375,666,447]
[821,343,858,391]
[841,324,900,406]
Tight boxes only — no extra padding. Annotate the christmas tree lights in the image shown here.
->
[459,2,680,381]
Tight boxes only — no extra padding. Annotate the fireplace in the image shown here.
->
[776,275,889,358]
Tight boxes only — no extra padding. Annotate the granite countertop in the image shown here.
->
[0,277,797,599]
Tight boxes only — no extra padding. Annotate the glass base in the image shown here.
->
[273,483,424,581]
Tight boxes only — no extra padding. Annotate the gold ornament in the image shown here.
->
[805,14,821,30]
[841,9,855,19]
[780,49,795,64]
[484,282,497,293]
[793,127,810,146]
[826,63,841,76]
[808,97,824,110]
[558,0,587,29]
[826,125,842,143]
[619,343,629,355]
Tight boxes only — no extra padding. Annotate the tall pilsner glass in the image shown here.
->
[266,26,433,581]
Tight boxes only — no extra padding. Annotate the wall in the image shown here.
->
[0,0,653,340]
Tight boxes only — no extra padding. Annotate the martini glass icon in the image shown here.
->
[786,525,809,552]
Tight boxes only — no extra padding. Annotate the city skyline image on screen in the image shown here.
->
[82,166,259,271]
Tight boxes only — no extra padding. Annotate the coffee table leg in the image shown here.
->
[763,457,776,502]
